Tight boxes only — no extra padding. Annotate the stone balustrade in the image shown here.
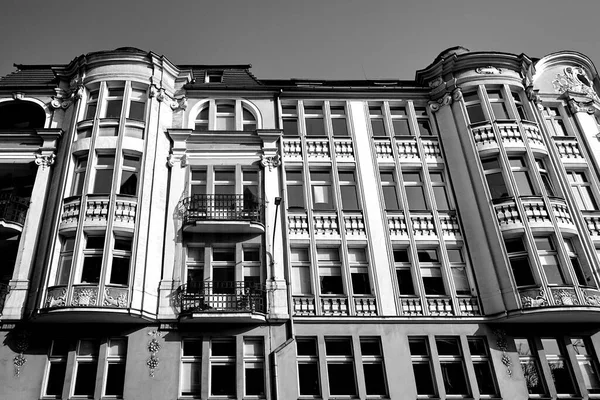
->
[306,139,330,159]
[471,124,496,148]
[522,198,551,226]
[292,296,316,316]
[374,139,393,160]
[494,200,522,230]
[396,138,419,160]
[282,139,302,159]
[388,214,408,237]
[288,213,309,236]
[584,213,600,237]
[497,122,523,146]
[313,214,340,236]
[439,213,461,238]
[60,197,81,231]
[457,297,480,316]
[401,297,423,315]
[114,196,137,230]
[354,297,377,316]
[554,137,584,161]
[343,213,366,237]
[421,139,442,161]
[551,200,575,231]
[321,297,349,316]
[333,139,354,161]
[411,213,436,237]
[85,196,110,224]
[522,121,545,150]
[427,297,454,316]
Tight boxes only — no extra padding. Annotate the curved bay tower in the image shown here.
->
[1,46,600,399]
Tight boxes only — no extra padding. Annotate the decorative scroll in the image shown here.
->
[553,66,600,102]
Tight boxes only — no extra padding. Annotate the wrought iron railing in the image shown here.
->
[0,283,9,313]
[179,194,264,225]
[179,281,266,314]
[0,193,29,226]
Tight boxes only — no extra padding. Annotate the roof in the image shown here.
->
[0,65,59,88]
[180,65,262,87]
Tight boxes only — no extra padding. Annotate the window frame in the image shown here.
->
[324,337,358,397]
[103,338,127,398]
[180,338,203,398]
[566,170,599,210]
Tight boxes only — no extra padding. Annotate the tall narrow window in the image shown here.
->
[409,337,436,396]
[74,340,99,397]
[535,237,565,285]
[103,83,125,119]
[436,337,470,396]
[286,170,305,209]
[297,338,320,396]
[482,157,509,199]
[487,89,509,120]
[242,170,259,214]
[369,103,387,136]
[242,107,257,131]
[104,338,127,398]
[418,249,445,295]
[85,86,99,120]
[72,156,88,196]
[127,86,147,120]
[215,101,235,130]
[243,247,261,288]
[214,169,235,214]
[464,92,486,124]
[542,338,578,395]
[194,106,209,131]
[186,247,204,293]
[110,237,131,285]
[403,171,428,210]
[543,107,569,136]
[56,237,75,285]
[505,238,535,287]
[44,340,69,397]
[119,154,140,196]
[212,247,235,294]
[515,338,547,395]
[536,159,555,196]
[570,337,600,394]
[330,102,348,137]
[389,103,411,136]
[310,170,334,210]
[565,240,589,286]
[325,338,357,396]
[348,248,370,295]
[567,171,598,210]
[92,153,115,194]
[210,338,236,397]
[394,249,415,296]
[509,156,535,196]
[282,102,299,137]
[191,169,206,197]
[468,337,498,396]
[380,170,400,210]
[244,338,265,397]
[339,170,360,210]
[318,248,343,295]
[511,91,527,120]
[429,171,451,210]
[180,339,202,397]
[360,338,388,396]
[304,102,325,136]
[80,234,104,284]
[415,107,434,136]
[448,248,470,296]
[291,248,312,295]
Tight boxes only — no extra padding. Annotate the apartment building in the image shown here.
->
[1,46,600,399]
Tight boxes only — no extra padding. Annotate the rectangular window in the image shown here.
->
[330,102,349,137]
[56,237,75,286]
[418,249,445,295]
[93,153,115,194]
[512,91,527,120]
[380,170,400,210]
[304,102,325,136]
[542,338,578,395]
[119,154,140,196]
[515,338,547,395]
[394,249,415,295]
[409,337,436,395]
[415,107,434,136]
[210,338,236,397]
[72,155,88,196]
[212,247,235,294]
[369,102,387,136]
[482,157,509,199]
[389,103,412,136]
[325,338,357,396]
[567,170,598,210]
[244,338,265,397]
[403,171,428,210]
[310,170,334,210]
[505,238,535,287]
[44,340,69,397]
[286,170,305,209]
[110,236,132,285]
[464,92,486,124]
[436,337,470,396]
[127,86,147,121]
[80,234,105,284]
[282,102,299,137]
[509,156,535,196]
[535,237,565,285]
[104,338,127,398]
[448,248,470,296]
[243,247,261,288]
[543,106,569,136]
[85,86,99,120]
[216,102,235,130]
[186,246,204,292]
[565,240,588,286]
[570,337,600,394]
[206,70,223,83]
[487,89,509,120]
[348,248,370,295]
[429,171,451,210]
[468,337,498,396]
[318,248,343,295]
[103,83,125,119]
[291,248,312,295]
[338,170,360,210]
[297,337,320,396]
[360,337,388,396]
[536,159,555,196]
[191,169,206,197]
[181,339,202,397]
[73,339,99,398]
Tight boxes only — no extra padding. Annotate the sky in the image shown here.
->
[2,0,600,81]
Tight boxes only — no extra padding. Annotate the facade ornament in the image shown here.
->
[167,153,186,168]
[493,329,512,377]
[568,98,596,115]
[149,85,159,99]
[429,76,444,88]
[429,90,457,113]
[476,66,502,75]
[586,293,600,306]
[260,153,281,171]
[552,289,579,306]
[171,96,187,111]
[13,331,29,377]
[452,87,463,102]
[553,66,600,102]
[12,92,24,100]
[146,329,165,377]
[34,153,56,170]
[520,289,547,308]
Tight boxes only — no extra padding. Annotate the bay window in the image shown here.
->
[389,103,411,136]
[482,157,509,199]
[119,154,140,196]
[509,156,535,196]
[505,238,535,287]
[304,102,326,136]
[80,234,104,284]
[567,170,598,210]
[92,153,115,194]
[535,237,565,285]
[403,171,428,210]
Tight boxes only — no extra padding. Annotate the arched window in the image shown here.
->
[0,101,45,129]
[192,100,259,131]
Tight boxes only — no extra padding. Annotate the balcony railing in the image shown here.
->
[179,281,266,314]
[179,194,264,225]
[0,193,29,226]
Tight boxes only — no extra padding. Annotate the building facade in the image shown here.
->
[1,46,600,399]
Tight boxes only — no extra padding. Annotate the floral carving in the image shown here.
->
[493,329,512,377]
[146,329,165,377]
[553,66,600,102]
[104,288,128,308]
[35,154,56,170]
[586,294,600,306]
[13,331,29,377]
[260,153,281,171]
[476,66,502,75]
[552,289,579,306]
[71,287,98,306]
[46,287,67,308]
[520,289,547,308]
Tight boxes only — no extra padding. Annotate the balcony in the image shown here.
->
[179,194,265,234]
[513,286,600,323]
[179,281,266,323]
[0,193,28,231]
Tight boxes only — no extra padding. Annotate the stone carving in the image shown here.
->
[520,289,547,308]
[34,153,56,170]
[104,288,128,307]
[46,287,67,308]
[568,98,596,115]
[493,329,512,377]
[170,97,187,111]
[429,76,444,88]
[452,87,463,101]
[13,331,29,377]
[553,66,600,102]
[71,287,98,306]
[552,289,579,306]
[476,66,502,75]
[146,329,165,377]
[12,92,24,100]
[586,294,600,306]
[260,153,281,171]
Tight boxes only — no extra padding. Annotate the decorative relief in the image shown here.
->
[520,289,547,308]
[525,85,543,110]
[584,289,600,306]
[493,329,512,377]
[553,66,600,102]
[428,92,452,112]
[476,66,502,75]
[12,92,24,100]
[71,287,98,306]
[50,85,83,109]
[34,153,56,170]
[13,331,29,377]
[260,153,281,171]
[46,287,67,308]
[429,76,444,88]
[104,287,128,307]
[552,288,579,306]
[568,98,596,115]
[170,97,187,111]
[146,329,165,377]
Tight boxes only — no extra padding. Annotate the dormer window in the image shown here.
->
[206,71,223,83]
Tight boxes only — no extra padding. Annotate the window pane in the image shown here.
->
[514,171,535,196]
[292,265,312,295]
[283,118,298,136]
[364,363,387,395]
[93,170,114,193]
[392,119,411,136]
[521,360,546,394]
[181,362,201,395]
[325,339,353,356]
[452,268,470,295]
[328,363,357,395]
[491,102,508,119]
[418,250,439,262]
[409,338,429,356]
[211,364,236,396]
[298,363,320,396]
[440,362,469,395]
[433,186,450,210]
[287,185,305,209]
[105,100,123,119]
[74,362,98,396]
[510,257,535,286]
[473,362,497,395]
[297,338,317,356]
[128,101,145,120]
[396,269,415,295]
[341,186,359,210]
[548,359,576,394]
[119,170,138,196]
[418,120,433,136]
[213,248,235,262]
[81,257,102,283]
[436,338,461,356]
[245,365,265,396]
[320,276,343,294]
[540,255,564,285]
[312,185,333,210]
[371,119,386,136]
[110,257,130,285]
[467,104,486,123]
[360,339,382,356]
[383,186,400,210]
[405,187,427,210]
[393,249,409,263]
[216,116,234,130]
[332,118,348,136]
[413,363,436,395]
[46,363,66,396]
[351,272,371,295]
[423,275,445,295]
[212,340,236,357]
[305,118,325,136]
[485,172,509,199]
[105,363,126,396]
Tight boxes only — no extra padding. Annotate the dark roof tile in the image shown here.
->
[0,67,57,88]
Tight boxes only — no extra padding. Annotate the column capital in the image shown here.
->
[34,153,56,170]
[260,153,281,171]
